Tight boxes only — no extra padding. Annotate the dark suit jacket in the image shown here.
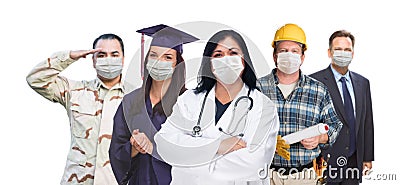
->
[311,66,374,182]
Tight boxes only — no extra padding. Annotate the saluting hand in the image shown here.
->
[70,48,102,60]
[130,129,153,155]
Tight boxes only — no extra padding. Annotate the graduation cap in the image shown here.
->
[137,24,199,77]
[137,24,199,54]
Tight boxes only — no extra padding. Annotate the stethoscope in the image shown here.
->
[192,89,253,137]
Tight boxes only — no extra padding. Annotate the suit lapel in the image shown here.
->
[321,67,349,127]
[349,71,361,137]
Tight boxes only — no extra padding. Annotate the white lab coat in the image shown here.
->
[154,84,279,185]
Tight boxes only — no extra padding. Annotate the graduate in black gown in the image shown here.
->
[109,24,198,185]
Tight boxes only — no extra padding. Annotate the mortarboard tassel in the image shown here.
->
[141,33,145,80]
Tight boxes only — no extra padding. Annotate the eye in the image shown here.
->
[344,48,352,52]
[97,54,106,58]
[230,51,239,55]
[229,48,242,56]
[166,56,173,60]
[149,53,157,58]
[291,49,301,54]
[278,49,288,53]
[212,53,223,58]
[333,48,343,51]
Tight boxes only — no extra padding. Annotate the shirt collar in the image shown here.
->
[330,64,350,82]
[272,68,305,87]
[95,76,125,93]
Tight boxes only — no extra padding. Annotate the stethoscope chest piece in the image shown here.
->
[192,125,202,137]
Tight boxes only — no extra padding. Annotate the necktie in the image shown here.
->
[340,77,356,156]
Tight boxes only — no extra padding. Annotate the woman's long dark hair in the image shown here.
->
[194,30,258,94]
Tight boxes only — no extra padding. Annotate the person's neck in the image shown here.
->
[149,78,172,105]
[276,69,300,84]
[215,79,244,105]
[99,75,121,89]
[331,63,349,75]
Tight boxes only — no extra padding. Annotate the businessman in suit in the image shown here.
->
[310,30,374,185]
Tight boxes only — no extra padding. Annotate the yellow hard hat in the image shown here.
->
[272,23,307,51]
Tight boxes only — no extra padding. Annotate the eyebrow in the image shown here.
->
[213,48,241,52]
[150,51,174,57]
[278,47,301,51]
[229,47,240,51]
[97,51,120,55]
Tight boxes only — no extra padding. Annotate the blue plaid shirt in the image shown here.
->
[257,69,342,167]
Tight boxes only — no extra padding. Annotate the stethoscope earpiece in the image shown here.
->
[219,127,245,137]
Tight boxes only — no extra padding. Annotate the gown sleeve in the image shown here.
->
[109,103,134,184]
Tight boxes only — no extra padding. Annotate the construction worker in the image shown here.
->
[257,23,343,185]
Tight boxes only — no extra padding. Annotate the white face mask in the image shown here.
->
[277,52,302,74]
[146,59,175,81]
[95,57,123,79]
[332,50,352,67]
[211,55,244,84]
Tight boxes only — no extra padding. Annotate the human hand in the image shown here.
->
[217,137,246,155]
[363,161,373,176]
[276,135,290,160]
[131,146,139,157]
[301,135,321,150]
[130,129,153,155]
[70,48,102,60]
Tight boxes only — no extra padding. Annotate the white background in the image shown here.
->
[1,0,399,184]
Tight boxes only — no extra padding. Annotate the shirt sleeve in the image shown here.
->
[321,89,343,145]
[26,50,77,107]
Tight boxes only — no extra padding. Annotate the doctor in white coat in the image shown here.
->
[154,30,279,185]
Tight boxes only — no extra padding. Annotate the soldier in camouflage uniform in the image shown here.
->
[26,34,125,185]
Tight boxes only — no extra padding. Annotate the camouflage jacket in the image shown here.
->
[26,51,124,185]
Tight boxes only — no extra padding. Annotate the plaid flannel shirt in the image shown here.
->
[257,69,342,167]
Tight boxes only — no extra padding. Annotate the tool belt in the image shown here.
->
[313,155,327,177]
[270,162,314,175]
[314,155,328,185]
